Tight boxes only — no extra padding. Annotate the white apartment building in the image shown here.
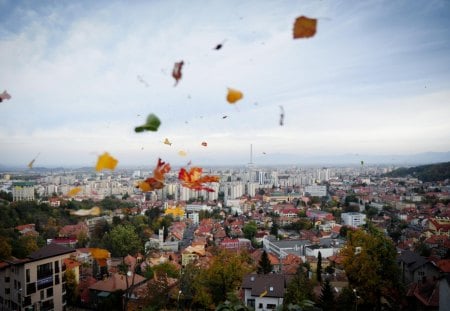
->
[12,182,35,201]
[341,212,367,227]
[304,185,327,197]
[0,244,75,311]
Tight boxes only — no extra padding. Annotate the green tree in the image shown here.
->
[12,235,39,258]
[270,222,279,236]
[318,279,335,311]
[340,225,401,310]
[106,224,142,310]
[257,250,273,274]
[283,266,314,311]
[316,251,322,283]
[243,221,257,241]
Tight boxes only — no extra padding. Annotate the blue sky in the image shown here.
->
[1,0,450,168]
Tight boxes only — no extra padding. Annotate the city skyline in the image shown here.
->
[1,0,450,168]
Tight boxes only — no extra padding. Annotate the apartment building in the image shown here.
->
[0,244,75,311]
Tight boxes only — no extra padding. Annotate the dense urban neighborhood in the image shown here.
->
[1,163,449,311]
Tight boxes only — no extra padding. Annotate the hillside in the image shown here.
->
[384,162,450,182]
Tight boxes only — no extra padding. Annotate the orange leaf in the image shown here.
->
[201,141,207,147]
[172,61,184,86]
[293,16,317,39]
[163,138,172,145]
[226,88,243,104]
[178,167,220,192]
[136,158,170,192]
[96,152,118,171]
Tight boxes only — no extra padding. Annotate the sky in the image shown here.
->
[1,0,450,168]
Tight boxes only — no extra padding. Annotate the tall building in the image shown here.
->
[341,212,366,227]
[12,182,35,201]
[0,244,75,311]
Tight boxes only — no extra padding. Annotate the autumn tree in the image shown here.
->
[283,266,315,311]
[193,250,254,309]
[257,250,273,274]
[0,236,12,259]
[65,269,79,305]
[340,225,401,310]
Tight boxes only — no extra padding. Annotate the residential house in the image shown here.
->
[15,224,39,237]
[220,238,251,251]
[0,244,75,311]
[241,274,289,310]
[398,250,441,285]
[88,272,147,309]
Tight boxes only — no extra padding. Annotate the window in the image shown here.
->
[47,287,53,298]
[5,288,10,294]
[26,269,30,283]
[258,303,263,308]
[40,290,44,300]
[26,282,36,295]
[267,304,277,310]
[55,274,60,285]
[14,280,17,289]
[55,260,60,273]
[5,276,10,283]
[37,263,53,279]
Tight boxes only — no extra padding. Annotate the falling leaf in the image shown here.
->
[136,158,171,192]
[293,16,317,39]
[89,248,110,267]
[178,167,220,192]
[137,75,149,87]
[178,150,187,157]
[187,160,192,166]
[27,153,40,169]
[201,141,207,147]
[67,187,82,197]
[163,138,172,146]
[71,206,101,216]
[0,90,11,102]
[172,61,184,86]
[226,88,243,104]
[279,105,285,126]
[222,115,228,119]
[214,39,227,50]
[135,113,161,132]
[361,160,364,166]
[96,152,118,171]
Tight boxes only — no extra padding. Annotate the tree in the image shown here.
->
[316,251,322,283]
[340,225,401,310]
[65,269,79,305]
[283,266,314,311]
[0,236,12,259]
[318,279,335,311]
[257,250,273,274]
[270,222,279,236]
[106,224,142,310]
[243,221,257,241]
[193,250,254,308]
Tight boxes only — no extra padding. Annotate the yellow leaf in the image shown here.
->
[67,187,82,197]
[293,16,317,39]
[226,88,243,104]
[178,150,187,157]
[163,138,172,145]
[95,152,118,171]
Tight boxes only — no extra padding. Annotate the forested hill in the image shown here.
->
[384,162,450,182]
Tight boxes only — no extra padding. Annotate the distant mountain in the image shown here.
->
[383,161,450,182]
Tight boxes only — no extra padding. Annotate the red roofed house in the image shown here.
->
[220,237,251,251]
[89,272,147,309]
[15,224,39,237]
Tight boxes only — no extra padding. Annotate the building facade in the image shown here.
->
[0,244,75,311]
